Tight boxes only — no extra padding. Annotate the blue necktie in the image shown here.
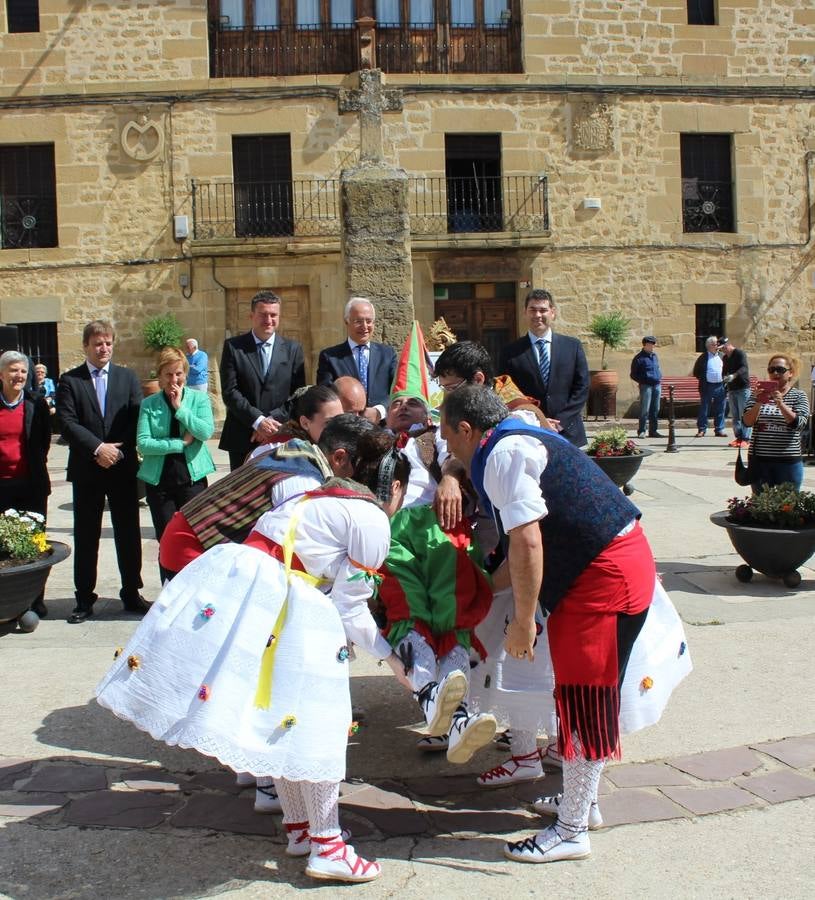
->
[258,341,271,377]
[92,368,106,415]
[356,344,369,394]
[537,339,550,387]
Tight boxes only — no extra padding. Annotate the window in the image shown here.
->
[375,0,510,28]
[681,133,734,233]
[445,133,503,232]
[687,0,715,26]
[6,0,39,33]
[0,144,58,249]
[330,0,354,25]
[232,134,293,237]
[296,0,320,27]
[217,1,279,28]
[695,304,725,353]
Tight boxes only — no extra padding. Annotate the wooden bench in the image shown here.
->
[659,375,760,411]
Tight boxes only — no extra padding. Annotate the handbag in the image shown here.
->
[734,448,753,486]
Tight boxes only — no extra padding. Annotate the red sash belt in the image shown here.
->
[243,530,306,572]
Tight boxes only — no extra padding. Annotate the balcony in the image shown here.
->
[208,17,521,77]
[191,174,549,242]
[410,175,549,235]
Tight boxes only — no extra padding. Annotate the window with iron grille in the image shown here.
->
[232,134,293,237]
[0,144,58,249]
[444,134,503,233]
[6,0,39,33]
[680,134,734,233]
[695,304,725,353]
[687,0,715,26]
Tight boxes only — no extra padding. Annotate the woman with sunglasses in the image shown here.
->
[742,354,810,491]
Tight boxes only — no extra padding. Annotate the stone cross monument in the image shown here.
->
[338,68,414,348]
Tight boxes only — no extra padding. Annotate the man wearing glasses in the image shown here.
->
[317,297,397,421]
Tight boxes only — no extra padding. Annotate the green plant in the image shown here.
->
[727,485,815,529]
[142,313,184,354]
[589,312,630,369]
[0,510,50,567]
[587,427,640,457]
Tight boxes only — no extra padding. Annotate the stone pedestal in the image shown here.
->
[341,161,414,346]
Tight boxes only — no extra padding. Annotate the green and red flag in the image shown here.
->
[390,320,433,403]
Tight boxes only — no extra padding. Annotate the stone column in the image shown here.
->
[338,69,414,346]
[341,162,414,347]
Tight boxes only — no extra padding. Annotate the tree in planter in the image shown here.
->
[589,312,630,370]
[142,313,185,357]
[140,314,185,399]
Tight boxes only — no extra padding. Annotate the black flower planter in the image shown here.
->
[709,511,815,588]
[588,448,652,495]
[0,541,71,632]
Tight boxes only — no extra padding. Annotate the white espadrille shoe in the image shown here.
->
[253,785,282,814]
[305,835,381,883]
[446,706,497,765]
[503,826,590,864]
[415,670,467,736]
[477,749,543,787]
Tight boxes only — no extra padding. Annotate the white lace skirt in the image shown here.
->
[470,580,692,736]
[95,544,352,782]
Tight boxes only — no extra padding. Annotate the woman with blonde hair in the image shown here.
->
[742,353,810,491]
[137,346,215,581]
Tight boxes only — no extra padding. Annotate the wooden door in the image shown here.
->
[228,285,312,372]
[433,281,516,364]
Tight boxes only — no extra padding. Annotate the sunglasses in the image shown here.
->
[767,366,789,375]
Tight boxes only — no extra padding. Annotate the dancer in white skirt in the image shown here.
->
[96,430,412,884]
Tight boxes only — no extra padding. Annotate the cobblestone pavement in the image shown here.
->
[1,430,814,899]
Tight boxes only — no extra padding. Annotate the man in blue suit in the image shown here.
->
[316,297,397,421]
[499,289,590,447]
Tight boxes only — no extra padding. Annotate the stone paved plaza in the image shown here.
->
[1,430,814,899]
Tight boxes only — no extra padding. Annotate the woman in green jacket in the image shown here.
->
[138,346,215,581]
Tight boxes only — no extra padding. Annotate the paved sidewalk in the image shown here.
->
[1,430,813,899]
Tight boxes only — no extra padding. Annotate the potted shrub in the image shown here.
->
[141,313,185,395]
[588,312,630,417]
[586,427,651,495]
[0,510,71,633]
[710,485,815,588]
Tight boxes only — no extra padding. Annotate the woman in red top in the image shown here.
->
[0,350,52,616]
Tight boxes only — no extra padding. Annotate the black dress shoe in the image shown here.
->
[122,594,151,614]
[648,432,664,438]
[31,598,48,618]
[67,607,94,624]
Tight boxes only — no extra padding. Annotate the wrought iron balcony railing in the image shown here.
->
[191,178,342,240]
[0,193,58,249]
[409,175,549,235]
[208,19,521,77]
[191,174,549,241]
[682,179,735,233]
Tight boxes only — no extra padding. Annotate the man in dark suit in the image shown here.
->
[218,290,306,470]
[719,337,752,448]
[499,288,590,447]
[316,297,397,421]
[56,320,147,623]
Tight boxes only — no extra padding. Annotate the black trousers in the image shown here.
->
[228,448,249,472]
[145,478,208,583]
[72,476,143,607]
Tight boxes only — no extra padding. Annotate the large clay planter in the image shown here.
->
[709,511,815,589]
[0,541,71,631]
[589,448,652,495]
[141,379,160,397]
[588,370,619,418]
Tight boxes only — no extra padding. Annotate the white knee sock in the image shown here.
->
[553,735,604,839]
[509,729,538,758]
[276,777,307,826]
[438,644,470,685]
[302,780,341,840]
[398,630,439,693]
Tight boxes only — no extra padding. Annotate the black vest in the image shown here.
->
[470,419,640,614]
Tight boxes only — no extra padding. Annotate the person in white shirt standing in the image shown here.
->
[692,335,727,437]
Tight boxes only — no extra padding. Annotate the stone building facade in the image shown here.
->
[0,0,813,413]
